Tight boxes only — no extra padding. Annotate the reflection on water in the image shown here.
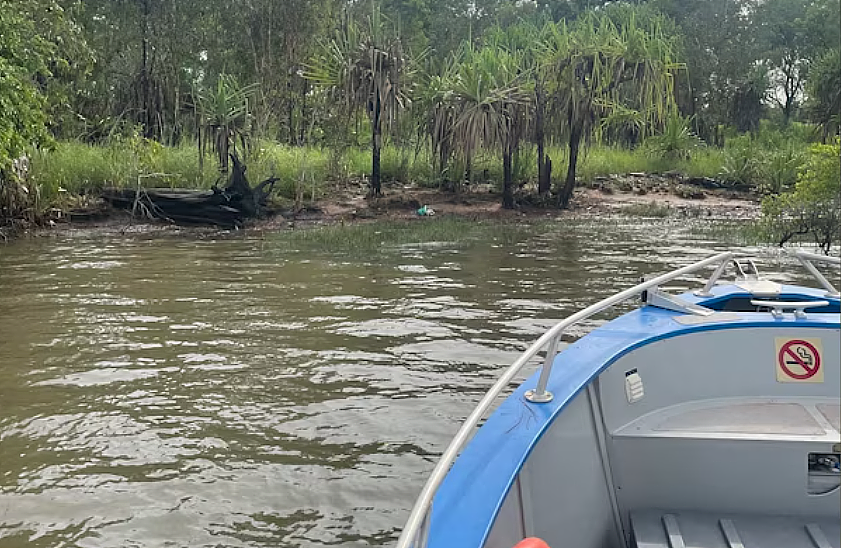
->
[0,220,819,547]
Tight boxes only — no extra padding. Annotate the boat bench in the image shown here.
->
[610,399,841,524]
[630,510,840,548]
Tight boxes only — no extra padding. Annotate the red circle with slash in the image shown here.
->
[778,339,821,380]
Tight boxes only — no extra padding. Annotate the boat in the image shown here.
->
[396,250,841,548]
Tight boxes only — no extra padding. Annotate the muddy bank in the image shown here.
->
[292,174,760,225]
[18,174,760,240]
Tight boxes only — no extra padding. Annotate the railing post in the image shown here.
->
[694,256,731,297]
[797,256,840,297]
[525,333,560,403]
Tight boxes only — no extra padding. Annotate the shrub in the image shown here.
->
[719,143,763,188]
[760,147,804,195]
[644,115,705,160]
[761,140,840,253]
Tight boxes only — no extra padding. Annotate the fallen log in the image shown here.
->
[102,155,277,228]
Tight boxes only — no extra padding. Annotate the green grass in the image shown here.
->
[25,136,794,213]
[573,146,726,181]
[29,140,335,206]
[277,217,487,252]
[22,140,741,199]
[28,141,217,205]
[690,220,775,247]
[443,145,727,187]
[275,216,546,252]
[20,119,823,217]
[618,202,673,218]
[576,146,654,179]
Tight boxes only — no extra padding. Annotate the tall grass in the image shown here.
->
[28,140,218,207]
[618,202,672,217]
[275,217,545,252]
[27,130,803,212]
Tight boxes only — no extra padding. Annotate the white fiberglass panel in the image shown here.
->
[599,326,840,435]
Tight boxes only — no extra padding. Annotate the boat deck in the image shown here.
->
[631,510,840,548]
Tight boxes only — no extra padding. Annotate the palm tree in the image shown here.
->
[433,45,531,208]
[305,7,411,196]
[806,48,841,142]
[485,21,554,195]
[193,74,259,174]
[417,65,459,187]
[542,10,682,208]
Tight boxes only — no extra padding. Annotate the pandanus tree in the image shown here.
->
[432,45,531,208]
[306,8,411,196]
[194,74,259,174]
[484,21,554,195]
[542,11,682,208]
[805,48,841,142]
[418,63,459,187]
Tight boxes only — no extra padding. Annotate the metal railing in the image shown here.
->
[791,249,841,297]
[394,251,735,548]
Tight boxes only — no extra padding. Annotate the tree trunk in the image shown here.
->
[558,120,583,209]
[197,124,204,173]
[782,96,794,126]
[502,142,514,209]
[288,100,295,146]
[536,84,552,195]
[542,156,552,195]
[287,73,296,146]
[141,0,152,139]
[102,155,277,228]
[300,78,308,145]
[371,98,382,196]
[219,132,229,174]
[372,134,381,195]
[465,158,472,190]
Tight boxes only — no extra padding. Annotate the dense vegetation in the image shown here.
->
[1,0,839,247]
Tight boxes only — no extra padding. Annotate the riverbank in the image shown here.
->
[15,173,759,242]
[7,135,807,241]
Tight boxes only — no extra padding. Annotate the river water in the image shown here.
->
[0,219,819,548]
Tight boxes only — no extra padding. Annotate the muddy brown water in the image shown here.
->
[0,220,819,547]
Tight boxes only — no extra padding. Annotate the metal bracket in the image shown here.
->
[735,278,783,298]
[524,388,554,403]
[731,258,785,297]
[647,287,715,316]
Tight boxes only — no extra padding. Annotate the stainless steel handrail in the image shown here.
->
[791,250,841,297]
[395,251,735,548]
[793,250,841,265]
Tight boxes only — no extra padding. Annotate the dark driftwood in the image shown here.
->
[103,155,277,228]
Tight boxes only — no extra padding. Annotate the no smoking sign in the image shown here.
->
[775,338,824,383]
